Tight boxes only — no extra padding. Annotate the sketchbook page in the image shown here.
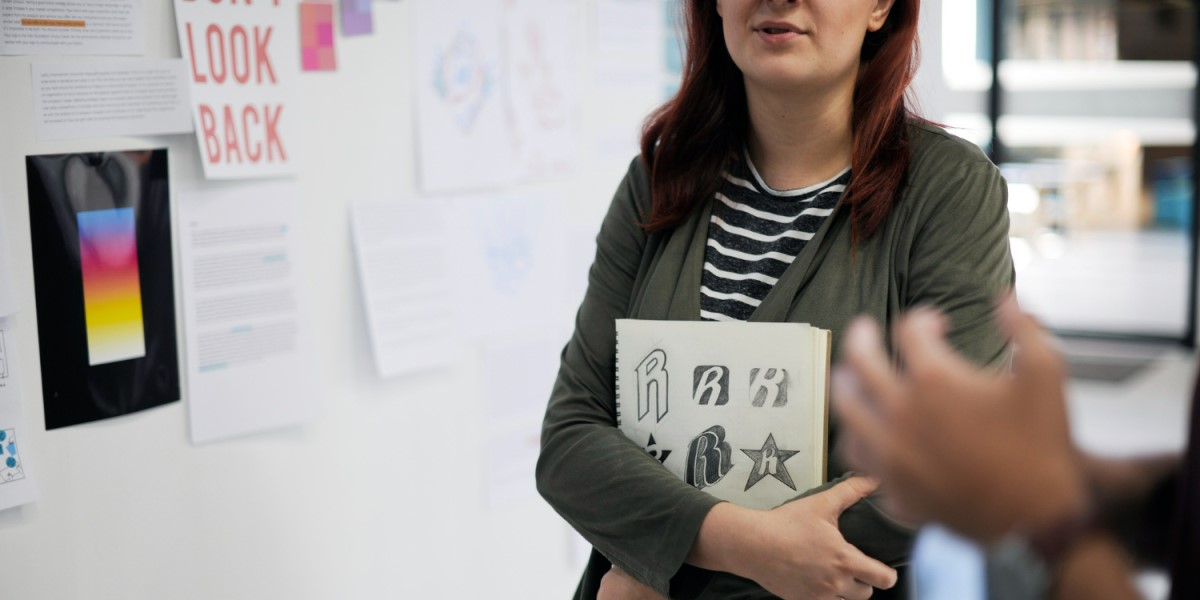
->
[412,0,515,193]
[349,199,458,378]
[0,316,39,511]
[177,183,319,443]
[615,320,829,510]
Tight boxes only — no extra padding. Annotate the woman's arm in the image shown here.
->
[536,159,723,595]
[899,133,1014,368]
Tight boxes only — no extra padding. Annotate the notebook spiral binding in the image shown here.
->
[614,332,622,427]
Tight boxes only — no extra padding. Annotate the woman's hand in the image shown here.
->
[597,566,666,600]
[689,477,897,600]
[749,477,898,600]
[832,296,1090,543]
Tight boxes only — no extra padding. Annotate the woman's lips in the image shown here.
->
[753,22,806,45]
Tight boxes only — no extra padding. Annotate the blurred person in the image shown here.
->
[537,0,1015,598]
[833,297,1196,599]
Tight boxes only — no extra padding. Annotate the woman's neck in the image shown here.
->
[744,82,854,191]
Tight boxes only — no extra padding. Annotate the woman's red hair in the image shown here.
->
[640,0,922,242]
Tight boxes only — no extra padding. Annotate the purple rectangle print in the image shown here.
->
[341,0,373,36]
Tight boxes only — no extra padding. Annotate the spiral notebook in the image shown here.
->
[616,319,832,510]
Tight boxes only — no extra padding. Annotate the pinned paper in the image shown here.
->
[174,0,299,179]
[26,150,181,430]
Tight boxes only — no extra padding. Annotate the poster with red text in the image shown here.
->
[174,0,299,179]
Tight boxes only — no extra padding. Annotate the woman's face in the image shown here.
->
[716,0,896,95]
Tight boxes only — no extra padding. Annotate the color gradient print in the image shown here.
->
[78,208,146,366]
[300,3,337,71]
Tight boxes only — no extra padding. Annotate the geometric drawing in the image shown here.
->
[686,425,733,491]
[644,433,671,465]
[432,28,495,132]
[749,367,789,407]
[77,208,146,366]
[692,365,729,406]
[300,3,337,72]
[741,433,798,492]
[0,429,26,484]
[635,349,669,423]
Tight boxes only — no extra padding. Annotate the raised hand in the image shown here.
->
[832,296,1090,543]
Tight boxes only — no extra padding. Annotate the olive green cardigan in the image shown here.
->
[536,122,1014,599]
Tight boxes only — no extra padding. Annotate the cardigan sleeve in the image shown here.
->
[901,135,1015,368]
[536,159,722,596]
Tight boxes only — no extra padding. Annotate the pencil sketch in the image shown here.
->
[692,365,729,406]
[686,425,734,490]
[749,367,789,407]
[741,433,798,491]
[645,433,672,465]
[635,348,669,422]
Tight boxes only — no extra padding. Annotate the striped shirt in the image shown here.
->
[700,153,850,322]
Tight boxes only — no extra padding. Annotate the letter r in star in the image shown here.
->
[741,434,799,491]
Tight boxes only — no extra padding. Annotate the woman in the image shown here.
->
[537,0,1013,598]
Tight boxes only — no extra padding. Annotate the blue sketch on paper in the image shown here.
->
[483,230,533,295]
[433,26,495,132]
[478,204,535,296]
[0,429,26,483]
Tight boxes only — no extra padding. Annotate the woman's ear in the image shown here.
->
[716,0,724,18]
[868,0,897,32]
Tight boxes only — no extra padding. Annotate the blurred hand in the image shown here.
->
[597,566,665,600]
[738,477,897,600]
[832,296,1089,543]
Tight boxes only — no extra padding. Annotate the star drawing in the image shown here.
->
[646,434,671,464]
[741,434,799,491]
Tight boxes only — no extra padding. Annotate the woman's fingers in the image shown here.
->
[821,476,882,516]
[839,544,898,591]
[838,578,879,600]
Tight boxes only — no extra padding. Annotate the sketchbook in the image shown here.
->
[616,319,831,510]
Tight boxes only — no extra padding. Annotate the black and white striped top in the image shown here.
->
[700,153,850,322]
